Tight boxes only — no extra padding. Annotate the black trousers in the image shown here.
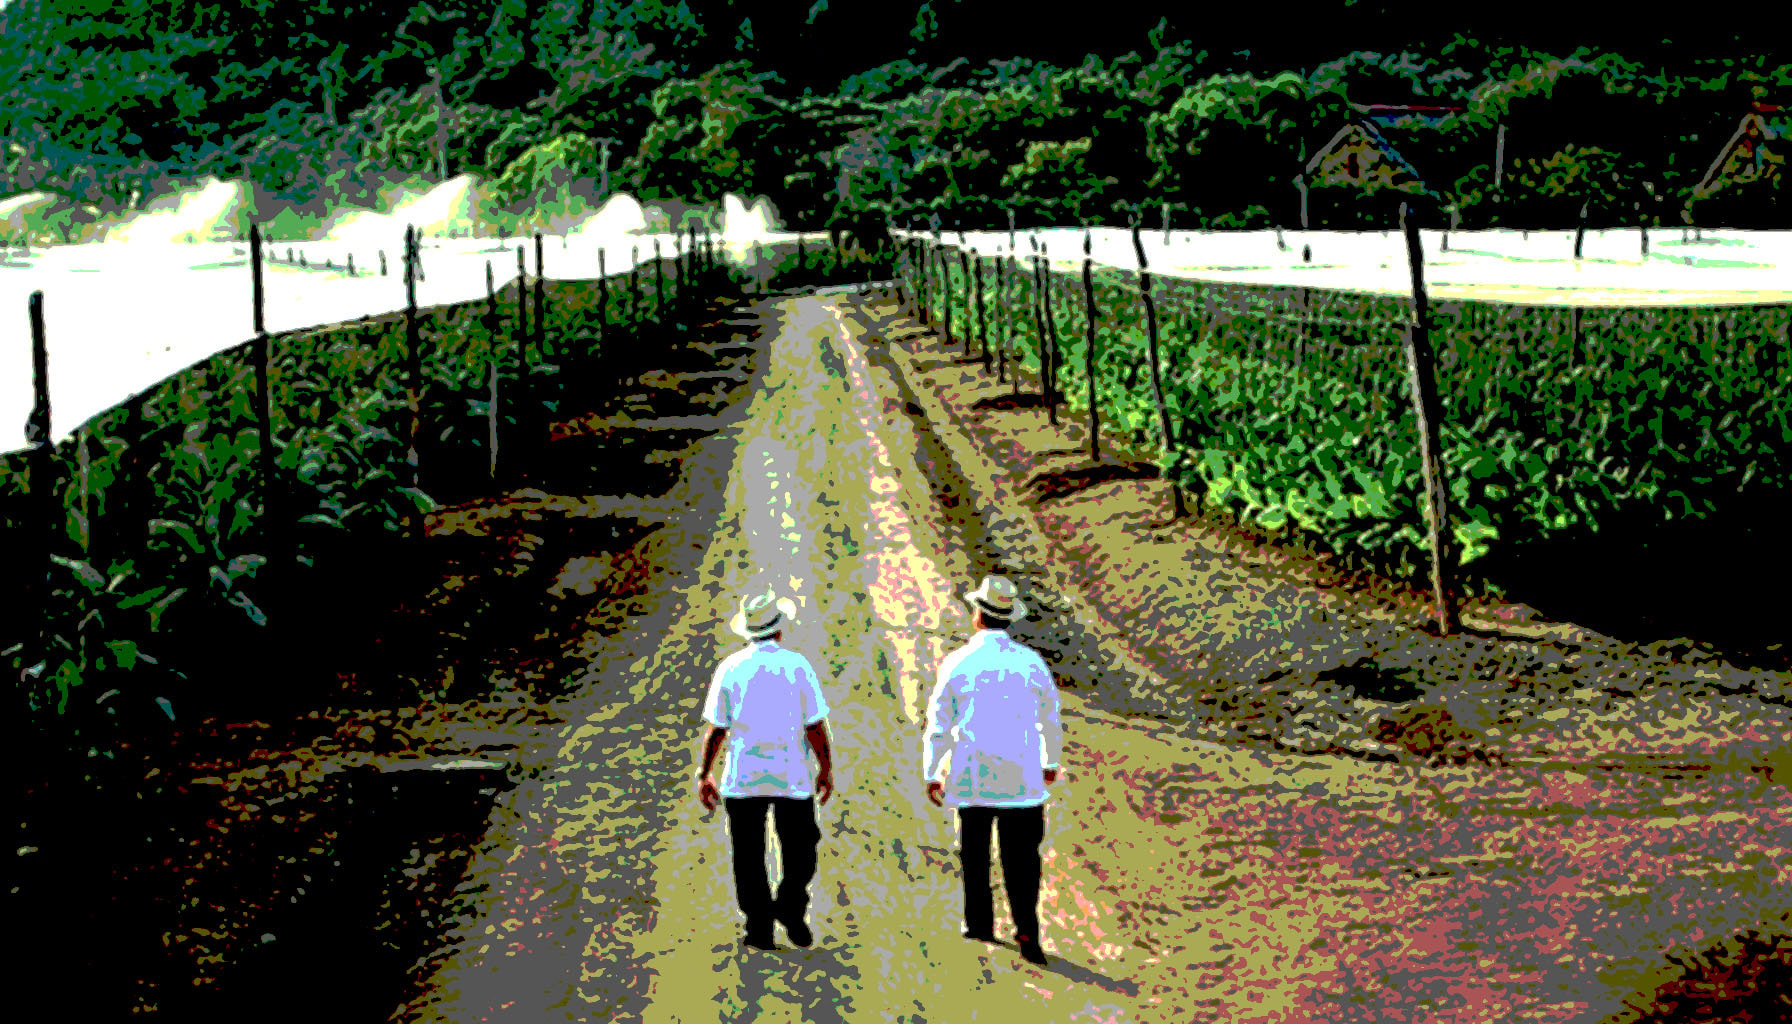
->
[723,796,821,937]
[956,804,1045,940]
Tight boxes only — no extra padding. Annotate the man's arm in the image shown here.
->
[1039,663,1063,784]
[922,664,956,806]
[697,724,727,810]
[805,721,834,804]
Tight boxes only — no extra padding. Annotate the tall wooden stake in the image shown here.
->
[404,226,422,496]
[1082,228,1100,462]
[972,249,988,369]
[534,233,546,360]
[486,260,500,483]
[1399,203,1458,635]
[1133,219,1186,518]
[26,290,53,683]
[957,245,973,355]
[515,245,530,368]
[653,239,665,324]
[1039,240,1060,426]
[250,224,285,625]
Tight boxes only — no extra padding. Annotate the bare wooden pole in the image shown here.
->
[994,249,1007,383]
[1399,202,1458,635]
[1574,202,1588,259]
[486,260,500,483]
[533,233,546,360]
[598,247,609,349]
[629,245,640,327]
[1039,240,1060,426]
[404,226,422,496]
[515,244,530,368]
[26,290,53,681]
[973,248,988,370]
[249,223,285,625]
[942,240,955,347]
[1081,228,1100,462]
[1133,218,1186,519]
[957,245,973,355]
[653,238,665,324]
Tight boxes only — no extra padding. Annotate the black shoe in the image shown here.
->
[1016,936,1048,966]
[779,916,814,948]
[742,931,777,952]
[960,925,996,943]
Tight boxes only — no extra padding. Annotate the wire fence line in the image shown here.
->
[894,226,1792,630]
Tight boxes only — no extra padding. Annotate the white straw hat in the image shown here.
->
[730,589,797,641]
[962,575,1027,622]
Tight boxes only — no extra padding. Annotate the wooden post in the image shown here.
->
[942,240,955,346]
[629,246,640,326]
[1133,220,1186,518]
[404,227,422,496]
[1297,174,1309,230]
[1028,238,1045,401]
[973,248,988,370]
[994,250,1006,383]
[1081,228,1101,462]
[1493,123,1507,191]
[957,245,973,355]
[534,233,546,360]
[1162,202,1171,243]
[346,253,355,277]
[515,245,530,368]
[1042,241,1061,425]
[1574,202,1588,259]
[26,290,53,680]
[653,239,665,324]
[598,248,609,348]
[486,260,500,483]
[249,224,284,624]
[1033,237,1057,425]
[379,249,387,276]
[1399,203,1458,635]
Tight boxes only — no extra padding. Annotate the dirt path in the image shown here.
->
[397,290,1790,1024]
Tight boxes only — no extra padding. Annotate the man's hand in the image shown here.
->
[926,780,945,807]
[815,768,835,806]
[1043,768,1060,785]
[698,772,720,811]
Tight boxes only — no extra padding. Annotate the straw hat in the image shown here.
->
[730,589,797,641]
[962,575,1027,622]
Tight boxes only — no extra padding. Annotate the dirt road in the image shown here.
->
[400,291,1790,1024]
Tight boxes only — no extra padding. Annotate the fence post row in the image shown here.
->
[1082,228,1100,463]
[1132,218,1185,519]
[1398,203,1458,636]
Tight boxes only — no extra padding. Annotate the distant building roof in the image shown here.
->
[1695,104,1790,197]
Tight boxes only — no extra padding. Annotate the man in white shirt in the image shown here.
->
[923,575,1063,967]
[698,590,835,952]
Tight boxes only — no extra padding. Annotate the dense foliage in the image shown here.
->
[1,2,1786,234]
[910,238,1792,580]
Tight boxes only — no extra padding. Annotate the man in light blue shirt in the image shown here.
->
[923,575,1063,966]
[698,590,835,952]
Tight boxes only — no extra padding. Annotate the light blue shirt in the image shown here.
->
[923,630,1063,808]
[703,640,830,799]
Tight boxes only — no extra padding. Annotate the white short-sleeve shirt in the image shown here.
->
[922,630,1063,808]
[703,640,830,799]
